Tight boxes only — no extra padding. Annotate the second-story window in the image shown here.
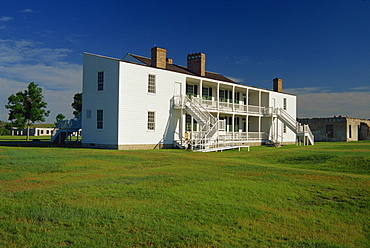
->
[148,74,156,94]
[234,92,240,103]
[186,84,198,98]
[219,90,225,102]
[202,87,212,100]
[283,98,287,110]
[98,71,104,91]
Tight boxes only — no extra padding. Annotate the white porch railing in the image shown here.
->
[51,114,82,144]
[191,131,267,142]
[297,124,314,145]
[174,96,272,115]
[189,131,267,150]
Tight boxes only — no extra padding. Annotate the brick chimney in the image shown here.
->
[273,78,283,92]
[151,47,167,69]
[187,53,206,77]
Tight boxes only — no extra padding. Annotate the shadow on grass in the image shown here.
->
[0,140,82,148]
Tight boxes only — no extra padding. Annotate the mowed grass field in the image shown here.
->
[0,141,369,247]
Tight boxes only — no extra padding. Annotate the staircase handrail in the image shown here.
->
[185,96,216,125]
[56,113,82,130]
[304,124,315,145]
[183,96,219,150]
[276,108,297,130]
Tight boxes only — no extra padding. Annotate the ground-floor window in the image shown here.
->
[186,114,197,131]
[234,117,240,131]
[97,110,103,129]
[147,111,155,131]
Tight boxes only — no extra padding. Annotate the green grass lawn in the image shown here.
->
[0,135,51,142]
[0,142,369,247]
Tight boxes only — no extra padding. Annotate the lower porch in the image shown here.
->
[174,131,269,150]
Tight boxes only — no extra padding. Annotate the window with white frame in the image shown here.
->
[234,92,240,103]
[283,98,287,110]
[186,84,198,97]
[98,71,104,91]
[147,111,155,131]
[202,86,212,100]
[219,89,225,102]
[97,110,103,129]
[219,89,232,102]
[148,74,156,94]
[283,124,287,133]
[185,114,197,131]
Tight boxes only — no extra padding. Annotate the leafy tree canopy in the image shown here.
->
[0,120,12,135]
[72,92,82,116]
[55,113,66,126]
[5,82,50,140]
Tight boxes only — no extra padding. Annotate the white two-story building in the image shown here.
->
[81,47,313,150]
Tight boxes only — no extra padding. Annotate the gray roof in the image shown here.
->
[126,54,236,84]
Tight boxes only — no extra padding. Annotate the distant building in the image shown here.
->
[11,127,54,136]
[298,116,370,142]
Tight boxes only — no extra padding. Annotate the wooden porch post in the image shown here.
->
[217,82,220,111]
[258,116,261,140]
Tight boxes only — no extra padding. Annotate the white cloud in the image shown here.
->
[0,39,82,123]
[351,86,370,91]
[285,87,331,95]
[293,90,370,119]
[21,9,35,13]
[227,76,245,83]
[0,16,13,30]
[0,16,13,22]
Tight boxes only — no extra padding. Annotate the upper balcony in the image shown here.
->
[173,96,274,116]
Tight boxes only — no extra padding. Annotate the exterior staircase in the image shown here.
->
[183,96,219,150]
[51,115,82,144]
[275,108,314,145]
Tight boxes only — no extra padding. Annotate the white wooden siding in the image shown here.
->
[82,53,120,145]
[118,62,187,145]
[270,91,297,142]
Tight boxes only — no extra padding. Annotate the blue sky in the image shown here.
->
[1,0,369,123]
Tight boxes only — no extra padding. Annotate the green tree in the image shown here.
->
[55,113,66,126]
[71,92,82,116]
[5,82,50,141]
[0,120,12,135]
